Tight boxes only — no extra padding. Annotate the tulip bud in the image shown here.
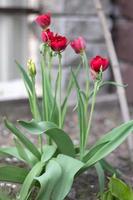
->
[70,36,86,54]
[27,59,36,76]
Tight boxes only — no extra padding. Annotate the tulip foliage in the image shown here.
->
[0,13,133,200]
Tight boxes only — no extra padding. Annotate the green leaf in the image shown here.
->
[101,81,128,88]
[50,71,59,124]
[18,119,57,135]
[15,61,41,120]
[0,190,12,200]
[35,160,62,200]
[41,128,75,157]
[101,191,114,200]
[19,161,43,200]
[83,142,109,162]
[41,145,57,163]
[95,162,105,194]
[100,159,121,177]
[0,146,22,160]
[109,177,133,200]
[71,69,86,155]
[4,118,41,160]
[14,138,32,165]
[52,154,84,200]
[15,60,32,94]
[0,165,29,183]
[61,66,81,126]
[41,63,59,124]
[18,120,75,157]
[84,120,133,167]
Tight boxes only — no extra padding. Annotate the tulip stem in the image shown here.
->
[31,76,43,153]
[85,80,99,149]
[58,53,62,128]
[82,52,90,120]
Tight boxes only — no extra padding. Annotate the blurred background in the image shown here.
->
[0,0,132,103]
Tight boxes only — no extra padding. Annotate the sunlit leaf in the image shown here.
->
[109,177,133,200]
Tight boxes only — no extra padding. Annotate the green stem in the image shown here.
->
[41,55,50,145]
[41,55,49,121]
[82,52,90,121]
[84,80,99,149]
[48,48,53,84]
[31,76,43,153]
[58,53,62,128]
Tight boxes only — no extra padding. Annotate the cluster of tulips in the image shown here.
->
[35,12,109,78]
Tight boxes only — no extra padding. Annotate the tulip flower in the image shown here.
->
[35,13,51,30]
[90,55,109,72]
[70,36,86,54]
[49,35,68,52]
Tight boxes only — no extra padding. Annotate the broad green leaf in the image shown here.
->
[109,177,133,200]
[52,154,84,200]
[0,165,29,183]
[4,119,41,160]
[35,160,62,200]
[41,145,57,163]
[19,161,43,200]
[18,119,57,135]
[95,162,105,194]
[84,121,133,167]
[42,128,75,157]
[18,120,75,157]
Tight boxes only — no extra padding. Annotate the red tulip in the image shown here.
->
[70,36,86,54]
[49,35,68,52]
[35,13,51,29]
[41,29,54,43]
[90,55,109,72]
